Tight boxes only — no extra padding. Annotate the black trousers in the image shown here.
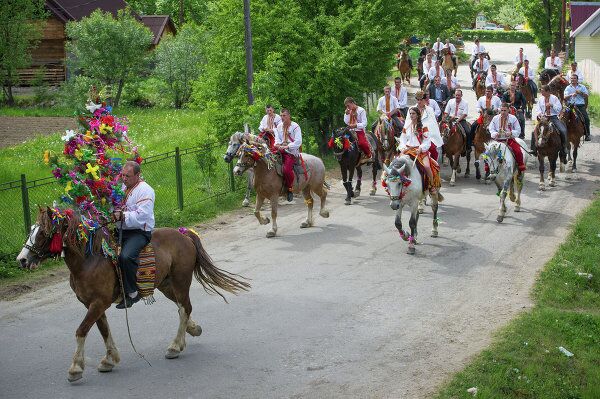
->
[575,105,591,138]
[468,121,479,148]
[119,229,152,294]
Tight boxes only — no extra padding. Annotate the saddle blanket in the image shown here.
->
[137,244,156,300]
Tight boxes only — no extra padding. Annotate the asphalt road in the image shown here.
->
[1,42,599,399]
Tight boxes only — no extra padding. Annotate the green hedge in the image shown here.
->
[461,29,535,43]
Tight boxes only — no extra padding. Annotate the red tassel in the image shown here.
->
[49,232,63,254]
[343,138,350,151]
[327,138,334,148]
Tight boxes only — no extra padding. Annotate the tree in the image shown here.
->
[516,0,561,57]
[496,4,525,30]
[127,0,208,25]
[0,0,45,105]
[154,23,205,108]
[66,9,153,107]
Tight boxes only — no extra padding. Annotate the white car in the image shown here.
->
[483,23,498,30]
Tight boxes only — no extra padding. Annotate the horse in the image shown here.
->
[441,48,457,77]
[330,127,379,204]
[539,68,559,87]
[16,207,249,382]
[373,114,400,166]
[473,112,494,181]
[440,118,471,185]
[470,52,490,79]
[398,51,412,84]
[417,54,425,80]
[547,74,569,103]
[532,116,562,190]
[382,155,443,255]
[515,74,534,119]
[483,139,530,222]
[562,105,586,172]
[233,143,330,237]
[224,131,266,207]
[474,72,487,98]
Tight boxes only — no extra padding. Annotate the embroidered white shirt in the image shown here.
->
[566,69,584,83]
[471,43,486,57]
[258,113,282,133]
[489,114,521,139]
[476,95,502,113]
[399,125,431,152]
[518,66,535,80]
[343,106,368,130]
[514,53,528,64]
[473,58,490,73]
[391,86,408,108]
[427,65,446,80]
[275,121,302,156]
[544,56,562,70]
[444,98,469,118]
[485,72,507,88]
[377,95,399,113]
[120,181,155,231]
[536,94,562,117]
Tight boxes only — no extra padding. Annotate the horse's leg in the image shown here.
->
[96,313,120,373]
[465,148,471,177]
[407,205,418,254]
[395,208,408,241]
[538,155,546,191]
[158,283,201,337]
[497,178,510,223]
[370,159,378,195]
[475,159,481,180]
[514,172,524,212]
[549,156,557,187]
[431,194,439,238]
[165,298,191,359]
[267,195,278,237]
[68,301,108,382]
[300,187,314,228]
[242,170,253,207]
[354,165,362,197]
[573,145,578,171]
[341,163,352,205]
[316,182,330,219]
[449,154,456,186]
[253,195,270,226]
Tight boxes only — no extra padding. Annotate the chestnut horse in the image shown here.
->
[16,208,249,382]
[539,68,559,87]
[440,118,471,185]
[562,105,586,172]
[233,143,330,237]
[475,73,487,99]
[441,48,457,77]
[532,116,562,190]
[547,74,569,103]
[398,51,412,84]
[515,74,534,119]
[374,115,400,166]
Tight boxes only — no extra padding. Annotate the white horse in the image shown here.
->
[483,139,530,223]
[383,155,443,255]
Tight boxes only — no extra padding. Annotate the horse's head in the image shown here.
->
[535,116,554,147]
[17,207,75,269]
[440,118,454,144]
[233,143,266,176]
[383,157,411,210]
[329,127,352,155]
[224,131,246,163]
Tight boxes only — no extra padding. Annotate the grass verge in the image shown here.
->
[588,93,600,127]
[435,194,600,399]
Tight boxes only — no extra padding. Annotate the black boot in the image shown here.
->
[116,293,140,309]
[343,182,353,203]
[287,190,294,202]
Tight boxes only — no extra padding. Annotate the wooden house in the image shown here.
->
[20,0,176,86]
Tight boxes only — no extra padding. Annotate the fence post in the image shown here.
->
[228,162,235,192]
[174,147,184,211]
[20,174,31,235]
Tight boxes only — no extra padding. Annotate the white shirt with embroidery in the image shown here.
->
[445,98,469,118]
[514,53,528,64]
[275,121,302,156]
[566,69,584,83]
[343,106,368,131]
[518,65,535,80]
[476,95,502,113]
[471,43,486,57]
[544,56,562,70]
[536,94,562,117]
[399,125,431,153]
[485,72,507,88]
[391,86,408,108]
[377,95,399,113]
[489,114,521,139]
[120,181,155,231]
[427,65,446,80]
[258,113,282,133]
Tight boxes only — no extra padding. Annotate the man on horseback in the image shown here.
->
[443,89,470,137]
[432,37,444,59]
[344,97,373,158]
[566,62,584,83]
[392,77,409,118]
[544,49,562,72]
[413,91,443,161]
[564,74,591,141]
[489,103,526,172]
[443,38,457,70]
[472,52,490,90]
[514,47,528,67]
[536,85,568,162]
[485,64,507,94]
[502,81,527,138]
[469,86,502,150]
[518,59,538,98]
[275,108,302,202]
[258,105,282,150]
[421,53,434,89]
[427,75,450,114]
[470,38,486,74]
[427,59,446,81]
[113,161,155,309]
[376,85,403,133]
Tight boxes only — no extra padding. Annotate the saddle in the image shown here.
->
[108,241,157,304]
[271,152,310,184]
[404,148,441,192]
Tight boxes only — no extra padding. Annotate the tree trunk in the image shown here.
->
[114,77,125,107]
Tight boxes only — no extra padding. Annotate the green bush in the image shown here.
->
[461,29,535,43]
[55,75,99,109]
[120,77,168,108]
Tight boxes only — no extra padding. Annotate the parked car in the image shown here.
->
[483,23,498,30]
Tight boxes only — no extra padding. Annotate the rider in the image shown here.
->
[468,86,502,149]
[275,108,302,202]
[376,85,403,134]
[426,75,450,113]
[485,64,507,94]
[536,85,568,162]
[472,52,490,90]
[514,47,528,67]
[258,104,282,150]
[443,38,458,70]
[113,161,155,309]
[432,37,444,59]
[470,37,486,73]
[518,59,538,98]
[566,61,584,83]
[414,91,443,161]
[564,74,591,141]
[444,72,459,94]
[502,80,527,138]
[398,106,438,194]
[443,89,470,136]
[544,49,562,72]
[343,97,373,158]
[427,59,446,82]
[488,103,526,172]
[420,53,434,89]
[423,91,442,122]
[392,77,409,118]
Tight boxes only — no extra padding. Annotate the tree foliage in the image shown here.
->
[496,3,525,29]
[127,0,208,25]
[66,9,153,107]
[0,0,45,105]
[517,0,562,56]
[154,23,204,108]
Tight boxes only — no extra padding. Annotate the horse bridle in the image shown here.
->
[23,224,50,259]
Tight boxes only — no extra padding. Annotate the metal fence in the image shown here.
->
[0,142,248,259]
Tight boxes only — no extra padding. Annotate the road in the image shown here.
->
[1,42,599,399]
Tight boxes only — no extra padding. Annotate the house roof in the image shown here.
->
[570,2,600,32]
[139,15,177,46]
[46,0,135,22]
[571,8,600,37]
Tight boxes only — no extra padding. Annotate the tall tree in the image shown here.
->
[0,0,45,105]
[516,0,561,57]
[66,9,153,107]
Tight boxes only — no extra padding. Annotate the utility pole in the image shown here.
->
[243,0,254,106]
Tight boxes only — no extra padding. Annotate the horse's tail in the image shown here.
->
[186,230,250,302]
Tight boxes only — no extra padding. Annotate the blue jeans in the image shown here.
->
[119,229,152,294]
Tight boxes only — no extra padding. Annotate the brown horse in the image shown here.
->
[547,74,569,103]
[374,114,399,166]
[562,105,586,172]
[474,112,493,181]
[398,51,412,84]
[533,116,562,190]
[515,75,534,119]
[16,208,249,382]
[233,143,330,237]
[440,118,471,185]
[475,74,487,99]
[441,48,457,77]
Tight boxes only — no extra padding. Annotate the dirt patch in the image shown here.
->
[0,116,76,148]
[0,266,69,301]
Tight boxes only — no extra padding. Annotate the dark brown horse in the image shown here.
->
[539,68,559,87]
[562,105,586,172]
[440,118,471,185]
[17,208,249,382]
[374,114,399,166]
[515,75,534,119]
[398,51,412,84]
[441,48,457,77]
[474,112,493,181]
[547,74,569,103]
[533,117,562,190]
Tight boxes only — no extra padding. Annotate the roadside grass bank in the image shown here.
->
[589,93,600,127]
[435,195,600,399]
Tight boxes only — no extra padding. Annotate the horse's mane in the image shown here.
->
[548,74,567,88]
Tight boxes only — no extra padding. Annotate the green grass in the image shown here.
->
[435,195,600,399]
[588,93,600,127]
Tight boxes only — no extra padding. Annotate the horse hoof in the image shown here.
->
[242,199,250,207]
[464,172,470,178]
[549,181,556,187]
[320,210,330,218]
[97,360,115,373]
[300,222,312,228]
[266,230,276,238]
[353,190,361,198]
[186,324,202,337]
[67,372,83,382]
[431,231,438,238]
[165,348,180,359]
[407,246,416,255]
[345,198,351,205]
[515,206,521,212]
[496,215,504,223]
[449,181,455,187]
[539,184,546,191]
[369,188,376,196]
